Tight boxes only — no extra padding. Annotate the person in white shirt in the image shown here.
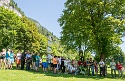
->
[47,54,52,70]
[16,50,21,69]
[110,59,116,78]
[57,56,61,73]
[99,59,105,76]
[67,64,72,73]
[68,65,77,74]
[64,59,69,74]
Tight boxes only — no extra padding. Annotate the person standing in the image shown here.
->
[94,60,98,76]
[47,54,53,71]
[110,59,116,78]
[9,50,14,69]
[61,57,65,73]
[26,51,31,71]
[64,59,68,74]
[52,56,58,74]
[21,51,26,70]
[86,58,90,76]
[16,50,21,69]
[5,49,11,69]
[1,49,6,69]
[99,59,105,77]
[116,61,124,78]
[35,53,40,72]
[89,58,94,76]
[32,52,36,71]
[42,53,47,72]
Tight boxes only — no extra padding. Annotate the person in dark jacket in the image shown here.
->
[21,51,26,70]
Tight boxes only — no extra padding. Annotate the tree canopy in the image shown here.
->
[58,0,125,60]
[0,7,47,54]
[0,6,78,59]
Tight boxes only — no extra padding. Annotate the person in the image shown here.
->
[86,58,90,75]
[26,51,31,71]
[35,53,40,72]
[67,62,72,74]
[99,59,105,77]
[57,56,61,73]
[52,56,58,74]
[78,59,83,66]
[110,59,116,78]
[5,49,11,69]
[61,57,65,73]
[83,60,87,68]
[1,49,6,69]
[9,50,14,69]
[73,60,78,69]
[42,53,47,72]
[94,60,98,76]
[116,61,124,78]
[21,51,26,70]
[71,65,77,74]
[16,50,21,69]
[47,54,53,71]
[89,58,94,76]
[64,59,68,74]
[32,52,36,71]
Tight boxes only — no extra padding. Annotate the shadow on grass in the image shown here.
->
[20,68,125,80]
[9,66,125,80]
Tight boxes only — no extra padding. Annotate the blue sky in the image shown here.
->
[14,0,66,38]
[14,0,125,53]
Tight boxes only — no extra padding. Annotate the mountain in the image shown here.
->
[0,0,22,16]
[28,17,58,40]
[0,0,58,40]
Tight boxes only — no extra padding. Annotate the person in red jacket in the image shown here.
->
[116,61,123,78]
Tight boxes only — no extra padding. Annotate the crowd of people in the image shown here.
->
[0,49,124,78]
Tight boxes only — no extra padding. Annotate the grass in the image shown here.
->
[0,66,125,81]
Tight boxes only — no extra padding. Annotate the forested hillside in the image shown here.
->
[0,0,78,59]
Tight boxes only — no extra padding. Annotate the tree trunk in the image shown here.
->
[100,53,105,61]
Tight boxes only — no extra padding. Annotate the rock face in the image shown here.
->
[0,0,10,6]
[0,0,58,39]
[0,0,22,17]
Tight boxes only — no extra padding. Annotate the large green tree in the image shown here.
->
[0,7,23,49]
[58,0,125,60]
[0,7,48,54]
[16,16,47,52]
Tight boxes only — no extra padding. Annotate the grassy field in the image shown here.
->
[0,67,125,81]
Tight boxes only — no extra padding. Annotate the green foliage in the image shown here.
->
[50,39,78,60]
[0,7,48,54]
[0,7,22,49]
[15,16,48,53]
[0,6,72,58]
[58,0,125,60]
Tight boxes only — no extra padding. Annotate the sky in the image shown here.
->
[13,0,125,53]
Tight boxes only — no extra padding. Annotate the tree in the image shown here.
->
[58,0,125,60]
[0,7,48,54]
[16,16,48,53]
[0,7,23,49]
